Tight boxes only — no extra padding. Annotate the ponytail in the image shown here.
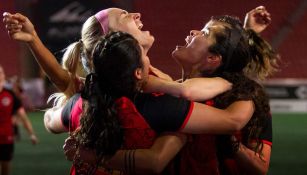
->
[76,73,123,163]
[62,40,87,96]
[48,40,86,107]
[244,29,280,80]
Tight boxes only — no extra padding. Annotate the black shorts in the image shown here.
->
[0,144,14,161]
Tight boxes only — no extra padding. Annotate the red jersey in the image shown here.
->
[0,88,22,144]
[218,114,273,175]
[64,95,157,175]
[168,100,219,175]
[62,93,194,175]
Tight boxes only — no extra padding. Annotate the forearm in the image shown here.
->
[18,108,35,136]
[226,101,255,131]
[145,76,231,101]
[106,149,157,174]
[181,77,232,101]
[106,134,186,174]
[27,33,70,92]
[234,143,271,175]
[144,75,183,97]
[182,101,254,134]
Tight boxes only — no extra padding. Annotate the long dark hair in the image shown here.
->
[74,31,143,167]
[207,15,279,80]
[206,15,276,156]
[214,72,270,153]
[205,15,250,77]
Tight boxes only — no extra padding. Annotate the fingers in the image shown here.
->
[3,12,28,25]
[63,136,77,151]
[252,6,271,25]
[63,136,77,161]
[5,23,22,30]
[5,22,22,39]
[64,148,76,161]
[3,12,12,20]
[250,6,270,17]
[255,5,265,11]
[13,13,28,23]
[3,12,28,22]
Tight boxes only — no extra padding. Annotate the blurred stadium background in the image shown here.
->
[1,0,307,174]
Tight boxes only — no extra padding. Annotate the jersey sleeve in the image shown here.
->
[61,93,82,131]
[259,114,272,146]
[134,93,193,133]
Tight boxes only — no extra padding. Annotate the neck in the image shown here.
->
[143,45,151,56]
[181,66,202,80]
[181,64,192,81]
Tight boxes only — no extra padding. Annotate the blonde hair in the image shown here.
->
[49,16,104,107]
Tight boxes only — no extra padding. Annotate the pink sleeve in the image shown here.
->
[69,97,83,132]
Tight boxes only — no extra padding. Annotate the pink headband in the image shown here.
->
[94,10,109,34]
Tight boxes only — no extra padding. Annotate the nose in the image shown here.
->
[190,30,202,37]
[132,13,141,20]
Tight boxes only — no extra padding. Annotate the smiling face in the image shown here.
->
[107,8,154,54]
[172,20,225,76]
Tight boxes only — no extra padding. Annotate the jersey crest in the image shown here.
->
[1,96,11,107]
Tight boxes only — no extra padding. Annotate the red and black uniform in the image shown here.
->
[169,72,273,175]
[214,72,273,175]
[218,115,272,175]
[168,100,220,175]
[61,93,194,174]
[0,88,22,161]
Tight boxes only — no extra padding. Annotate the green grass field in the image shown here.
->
[12,112,70,175]
[11,112,307,175]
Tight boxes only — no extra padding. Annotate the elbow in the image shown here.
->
[150,165,165,174]
[253,166,269,175]
[259,162,270,175]
[227,120,243,133]
[261,169,269,175]
[180,87,193,100]
[229,111,253,133]
[148,155,167,174]
[248,158,270,175]
[234,120,246,131]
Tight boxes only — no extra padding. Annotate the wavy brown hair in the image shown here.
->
[214,72,270,154]
[205,15,276,157]
[74,32,143,171]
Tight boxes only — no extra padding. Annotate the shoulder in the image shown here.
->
[1,88,19,101]
[2,88,15,95]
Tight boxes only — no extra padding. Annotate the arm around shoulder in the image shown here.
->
[181,100,254,134]
[106,133,187,174]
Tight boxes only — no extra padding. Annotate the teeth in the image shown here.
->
[185,36,191,45]
[138,24,143,29]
